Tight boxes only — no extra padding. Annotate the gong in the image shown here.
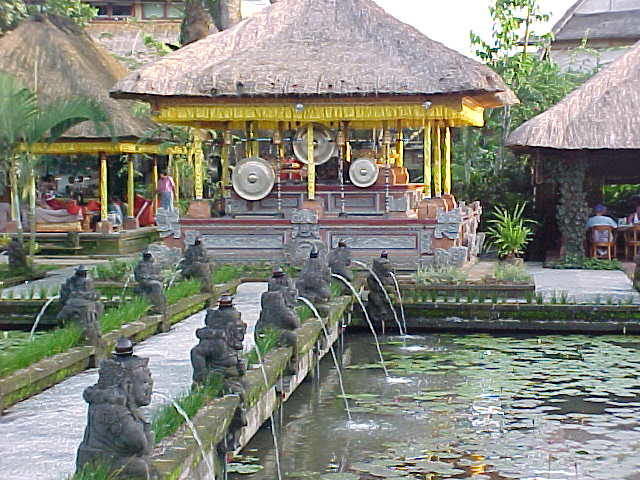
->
[292,123,337,166]
[349,157,379,188]
[231,157,275,201]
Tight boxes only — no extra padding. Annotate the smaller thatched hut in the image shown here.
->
[0,14,167,235]
[507,40,640,259]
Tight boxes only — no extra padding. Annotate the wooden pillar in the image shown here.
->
[395,121,404,167]
[151,154,159,211]
[443,124,452,195]
[432,122,442,198]
[99,151,108,221]
[193,129,204,200]
[221,126,232,198]
[423,121,432,198]
[170,154,181,202]
[307,123,315,200]
[127,154,135,214]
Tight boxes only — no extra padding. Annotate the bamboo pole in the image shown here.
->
[423,121,432,198]
[433,122,442,198]
[443,125,452,195]
[307,123,315,200]
[99,152,108,221]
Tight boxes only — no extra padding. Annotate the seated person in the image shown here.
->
[586,204,617,254]
[627,198,640,225]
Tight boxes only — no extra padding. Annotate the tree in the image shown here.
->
[0,72,107,258]
[0,0,27,34]
[37,0,98,26]
[454,0,592,246]
[181,0,241,47]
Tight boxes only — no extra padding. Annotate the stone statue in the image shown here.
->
[190,295,247,392]
[267,266,297,308]
[134,251,167,315]
[296,247,331,306]
[7,237,28,273]
[182,238,214,294]
[634,255,640,292]
[57,265,104,348]
[76,338,157,479]
[255,291,300,347]
[328,240,353,285]
[366,251,395,324]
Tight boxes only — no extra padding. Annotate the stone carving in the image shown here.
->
[57,265,104,348]
[145,243,182,270]
[284,209,326,265]
[366,251,395,324]
[419,230,434,255]
[7,238,28,273]
[182,238,214,294]
[155,207,181,239]
[190,295,247,392]
[328,240,353,282]
[76,338,156,479]
[296,248,331,305]
[332,235,416,250]
[433,247,469,268]
[255,291,300,347]
[134,252,167,315]
[267,266,298,308]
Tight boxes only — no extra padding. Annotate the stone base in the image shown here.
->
[123,216,139,230]
[417,197,448,219]
[96,221,113,234]
[187,200,211,219]
[300,199,324,219]
[4,221,17,233]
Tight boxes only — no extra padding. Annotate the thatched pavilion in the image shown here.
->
[112,0,517,266]
[507,40,640,259]
[0,14,180,248]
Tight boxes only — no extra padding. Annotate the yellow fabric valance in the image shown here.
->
[18,142,188,156]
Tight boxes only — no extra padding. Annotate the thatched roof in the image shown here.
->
[552,0,640,42]
[111,0,517,107]
[507,40,640,151]
[0,15,156,140]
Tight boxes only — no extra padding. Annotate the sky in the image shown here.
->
[371,0,579,58]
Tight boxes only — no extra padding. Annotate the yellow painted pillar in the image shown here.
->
[193,129,204,200]
[99,151,108,221]
[396,121,404,167]
[151,154,159,211]
[433,122,442,198]
[443,124,452,195]
[423,121,432,198]
[172,155,181,201]
[247,121,258,158]
[221,127,232,198]
[307,123,315,200]
[127,154,135,215]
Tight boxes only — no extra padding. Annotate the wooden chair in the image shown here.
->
[624,224,640,260]
[589,225,616,260]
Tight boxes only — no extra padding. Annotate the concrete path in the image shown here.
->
[527,263,640,303]
[0,282,266,480]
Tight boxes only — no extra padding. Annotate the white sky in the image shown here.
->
[371,0,579,57]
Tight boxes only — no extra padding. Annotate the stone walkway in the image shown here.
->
[526,262,640,303]
[0,282,266,480]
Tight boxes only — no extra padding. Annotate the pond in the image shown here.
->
[230,333,640,480]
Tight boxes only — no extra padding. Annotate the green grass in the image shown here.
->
[67,462,123,480]
[100,298,150,333]
[0,264,59,282]
[0,324,83,378]
[491,262,533,284]
[295,304,314,323]
[212,264,250,283]
[246,327,282,367]
[330,280,343,298]
[152,374,224,443]
[416,264,468,285]
[92,259,135,282]
[166,278,201,305]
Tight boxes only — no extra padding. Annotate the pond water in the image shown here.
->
[230,333,640,480]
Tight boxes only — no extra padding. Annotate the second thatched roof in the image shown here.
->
[507,40,640,151]
[111,0,517,108]
[0,14,155,140]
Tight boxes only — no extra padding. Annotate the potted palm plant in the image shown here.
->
[486,202,536,264]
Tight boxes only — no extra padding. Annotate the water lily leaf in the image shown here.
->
[227,463,264,474]
[319,474,360,480]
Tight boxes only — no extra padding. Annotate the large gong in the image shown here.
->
[231,157,275,201]
[292,123,337,166]
[349,157,379,188]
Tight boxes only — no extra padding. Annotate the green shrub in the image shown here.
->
[486,202,536,258]
[491,262,533,284]
[547,255,622,271]
[246,327,281,367]
[100,298,150,333]
[415,265,468,286]
[93,260,135,281]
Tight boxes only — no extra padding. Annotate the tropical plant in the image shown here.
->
[491,262,533,284]
[486,202,536,258]
[415,264,468,286]
[0,72,107,256]
[0,0,27,34]
[32,0,97,26]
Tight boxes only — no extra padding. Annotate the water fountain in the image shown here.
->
[297,295,352,422]
[76,338,157,479]
[330,273,389,377]
[134,251,168,316]
[29,294,60,340]
[56,264,104,348]
[389,272,407,334]
[182,238,214,294]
